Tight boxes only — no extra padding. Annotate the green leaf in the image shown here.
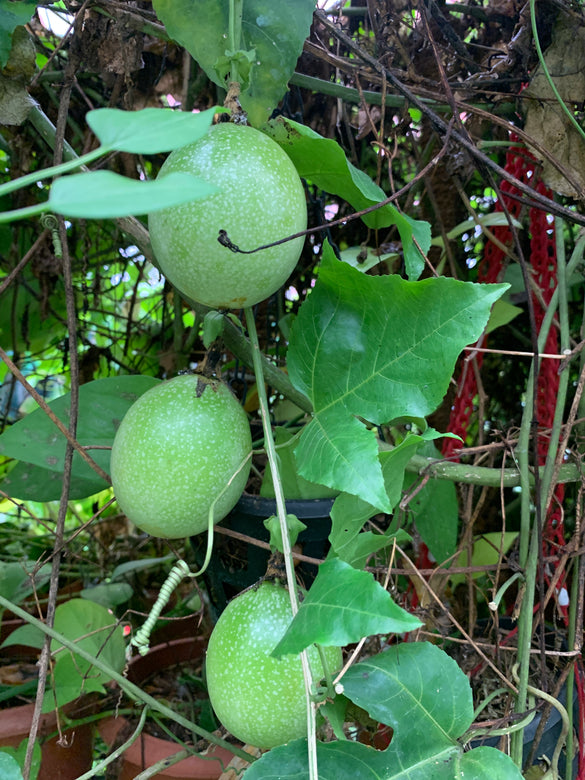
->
[1,460,107,502]
[272,558,421,656]
[110,554,175,581]
[1,622,44,650]
[87,106,218,153]
[340,245,399,274]
[456,747,525,779]
[43,598,125,712]
[402,443,459,565]
[49,171,218,219]
[243,739,394,780]
[263,117,431,279]
[0,749,25,780]
[214,48,256,89]
[202,310,226,349]
[0,561,51,606]
[343,643,473,748]
[0,1,39,68]
[485,298,523,334]
[288,245,508,511]
[338,644,523,779]
[152,0,314,126]
[329,435,433,567]
[80,582,134,609]
[260,427,339,500]
[0,375,159,500]
[242,736,522,779]
[449,532,518,590]
[0,740,41,780]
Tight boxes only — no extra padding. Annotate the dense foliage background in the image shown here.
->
[1,1,585,778]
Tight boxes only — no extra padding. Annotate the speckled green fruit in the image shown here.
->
[206,582,342,748]
[110,374,251,539]
[148,122,307,309]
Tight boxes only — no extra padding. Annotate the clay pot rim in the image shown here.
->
[98,636,237,779]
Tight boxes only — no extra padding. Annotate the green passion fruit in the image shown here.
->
[110,374,251,539]
[205,581,342,748]
[148,122,307,309]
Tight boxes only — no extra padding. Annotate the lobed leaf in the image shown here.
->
[49,170,217,219]
[241,737,522,779]
[272,558,421,656]
[287,245,508,511]
[342,643,474,749]
[329,433,443,567]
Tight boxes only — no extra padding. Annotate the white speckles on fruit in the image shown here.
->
[148,123,307,309]
[205,581,342,749]
[110,374,251,539]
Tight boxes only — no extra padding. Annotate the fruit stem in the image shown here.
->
[244,306,319,780]
[229,0,244,82]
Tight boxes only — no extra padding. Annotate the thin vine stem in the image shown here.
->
[511,218,576,766]
[529,0,585,147]
[75,706,149,780]
[243,306,318,780]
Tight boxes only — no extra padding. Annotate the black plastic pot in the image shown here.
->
[191,494,333,615]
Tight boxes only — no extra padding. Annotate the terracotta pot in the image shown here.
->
[99,637,236,780]
[1,581,84,651]
[0,701,94,780]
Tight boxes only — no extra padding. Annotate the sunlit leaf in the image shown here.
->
[288,244,508,511]
[49,171,217,218]
[273,558,421,656]
[87,107,219,154]
[0,749,26,780]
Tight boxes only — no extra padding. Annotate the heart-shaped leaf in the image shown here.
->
[0,375,159,500]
